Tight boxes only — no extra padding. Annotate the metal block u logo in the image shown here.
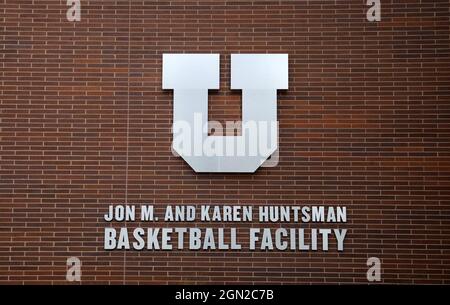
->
[163,54,288,173]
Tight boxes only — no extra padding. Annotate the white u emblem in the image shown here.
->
[163,54,288,173]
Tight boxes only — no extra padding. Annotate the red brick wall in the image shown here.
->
[1,0,450,284]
